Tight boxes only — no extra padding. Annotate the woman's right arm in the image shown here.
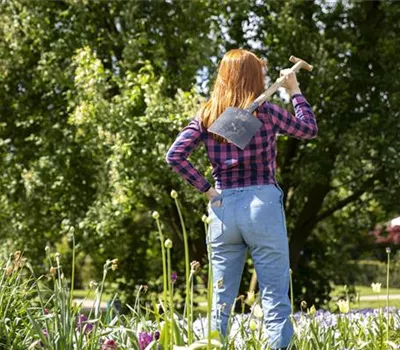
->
[264,70,318,139]
[266,94,318,139]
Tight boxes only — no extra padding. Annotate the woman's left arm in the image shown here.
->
[166,119,212,193]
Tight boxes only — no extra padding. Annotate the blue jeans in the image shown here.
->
[207,184,293,349]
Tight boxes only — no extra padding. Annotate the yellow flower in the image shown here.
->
[371,282,382,294]
[252,304,263,319]
[337,299,350,313]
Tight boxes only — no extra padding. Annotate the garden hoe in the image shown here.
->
[208,55,313,150]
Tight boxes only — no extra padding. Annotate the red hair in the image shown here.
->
[201,49,266,142]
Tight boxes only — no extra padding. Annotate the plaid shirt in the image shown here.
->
[166,94,317,192]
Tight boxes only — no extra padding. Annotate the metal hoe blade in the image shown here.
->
[208,107,262,150]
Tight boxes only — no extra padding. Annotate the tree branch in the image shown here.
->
[313,174,379,225]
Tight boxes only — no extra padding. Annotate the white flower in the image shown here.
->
[152,211,160,219]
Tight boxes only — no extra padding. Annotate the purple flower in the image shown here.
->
[138,332,153,350]
[171,272,177,284]
[77,314,93,334]
[154,330,160,341]
[101,339,118,350]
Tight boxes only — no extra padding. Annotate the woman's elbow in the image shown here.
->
[165,149,180,166]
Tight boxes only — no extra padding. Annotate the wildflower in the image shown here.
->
[190,260,200,273]
[164,239,173,249]
[152,211,160,220]
[337,299,350,313]
[76,314,93,334]
[101,339,118,350]
[386,247,391,254]
[252,304,263,319]
[245,291,255,305]
[206,216,213,225]
[249,319,258,331]
[170,190,178,199]
[300,300,308,311]
[138,332,153,350]
[154,330,160,340]
[171,272,177,283]
[201,214,208,223]
[371,282,382,293]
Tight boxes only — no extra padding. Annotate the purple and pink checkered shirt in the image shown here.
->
[166,94,317,192]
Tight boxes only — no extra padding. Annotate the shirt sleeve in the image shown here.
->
[263,94,318,139]
[166,118,212,193]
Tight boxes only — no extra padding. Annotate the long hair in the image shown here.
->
[200,49,266,142]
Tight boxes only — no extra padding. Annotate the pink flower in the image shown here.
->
[101,339,117,350]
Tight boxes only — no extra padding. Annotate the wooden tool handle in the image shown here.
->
[248,55,314,111]
[289,55,313,72]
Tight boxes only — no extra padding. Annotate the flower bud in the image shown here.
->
[252,304,263,319]
[152,211,160,220]
[308,305,317,316]
[170,190,178,199]
[245,291,255,305]
[249,319,257,331]
[164,239,173,249]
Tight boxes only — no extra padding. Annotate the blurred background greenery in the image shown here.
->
[0,0,399,309]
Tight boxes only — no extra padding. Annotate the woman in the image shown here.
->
[166,49,317,349]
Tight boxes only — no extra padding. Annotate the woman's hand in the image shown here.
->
[205,187,220,201]
[280,69,301,96]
